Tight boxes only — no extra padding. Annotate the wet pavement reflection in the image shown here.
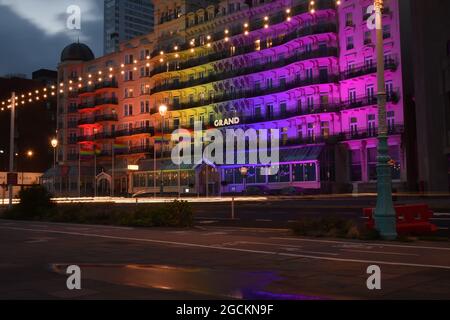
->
[51,264,324,300]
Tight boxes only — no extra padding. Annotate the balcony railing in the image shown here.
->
[151,47,338,94]
[150,22,337,77]
[78,80,118,94]
[78,114,118,126]
[341,57,398,80]
[113,127,155,138]
[78,97,118,110]
[168,74,339,112]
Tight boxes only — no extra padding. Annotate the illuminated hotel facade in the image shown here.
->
[52,0,410,196]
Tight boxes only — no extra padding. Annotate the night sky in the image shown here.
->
[0,0,104,77]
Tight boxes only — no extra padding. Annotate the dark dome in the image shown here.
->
[61,42,95,62]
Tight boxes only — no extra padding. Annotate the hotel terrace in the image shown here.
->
[47,0,408,197]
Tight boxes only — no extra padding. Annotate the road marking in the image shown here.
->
[198,220,219,224]
[434,213,450,216]
[255,219,273,222]
[341,249,419,257]
[431,218,450,221]
[272,237,450,251]
[2,225,450,270]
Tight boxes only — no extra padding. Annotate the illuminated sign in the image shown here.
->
[214,117,240,127]
[127,165,139,171]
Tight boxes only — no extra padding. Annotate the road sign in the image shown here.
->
[7,173,18,186]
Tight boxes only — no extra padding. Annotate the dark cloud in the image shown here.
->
[0,3,103,77]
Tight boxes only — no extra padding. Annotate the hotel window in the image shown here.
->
[366,85,375,101]
[297,125,303,139]
[319,68,328,82]
[305,68,313,81]
[266,78,273,89]
[279,76,286,87]
[189,94,194,104]
[173,96,180,107]
[305,43,312,53]
[320,94,329,107]
[383,25,391,39]
[173,118,180,129]
[350,150,362,182]
[387,111,395,133]
[254,80,261,91]
[280,102,287,115]
[349,89,357,105]
[347,61,355,75]
[209,113,215,124]
[145,101,150,113]
[364,31,372,45]
[230,45,236,56]
[321,121,330,138]
[368,114,376,137]
[368,147,378,180]
[124,88,133,98]
[125,70,133,81]
[124,104,133,116]
[345,12,353,27]
[307,96,314,111]
[199,114,205,124]
[386,81,394,99]
[281,128,288,145]
[346,36,354,50]
[307,123,315,141]
[266,104,274,119]
[140,101,145,113]
[266,37,273,48]
[350,118,358,136]
[254,106,262,118]
[125,54,134,64]
[189,116,195,128]
[255,39,261,51]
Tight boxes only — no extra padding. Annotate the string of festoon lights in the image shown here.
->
[0,0,341,112]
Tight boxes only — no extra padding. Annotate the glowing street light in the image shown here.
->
[159,105,168,196]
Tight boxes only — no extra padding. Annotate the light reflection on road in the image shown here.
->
[51,263,325,300]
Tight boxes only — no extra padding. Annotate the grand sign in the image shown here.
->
[214,117,240,127]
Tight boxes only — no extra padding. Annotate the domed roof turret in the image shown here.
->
[61,42,95,62]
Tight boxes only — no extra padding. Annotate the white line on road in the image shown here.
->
[2,225,450,270]
[434,213,450,216]
[342,249,419,257]
[272,237,450,251]
[255,219,273,222]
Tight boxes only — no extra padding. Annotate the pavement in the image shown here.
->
[1,219,450,300]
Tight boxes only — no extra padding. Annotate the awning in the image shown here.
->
[279,145,324,163]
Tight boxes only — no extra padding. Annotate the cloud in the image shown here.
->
[0,0,102,40]
[0,3,103,76]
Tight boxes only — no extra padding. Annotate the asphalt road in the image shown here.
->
[1,220,450,300]
[190,198,450,235]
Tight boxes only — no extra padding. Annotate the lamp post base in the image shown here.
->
[374,134,398,240]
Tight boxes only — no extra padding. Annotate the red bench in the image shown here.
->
[364,204,438,235]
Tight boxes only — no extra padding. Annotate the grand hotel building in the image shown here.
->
[50,0,413,196]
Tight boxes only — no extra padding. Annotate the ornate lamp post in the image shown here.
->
[51,138,58,193]
[374,0,397,239]
[159,104,168,196]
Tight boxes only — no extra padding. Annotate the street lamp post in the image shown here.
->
[51,138,58,194]
[159,105,168,197]
[8,92,16,209]
[374,0,397,240]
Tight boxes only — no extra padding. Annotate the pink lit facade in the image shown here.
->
[51,0,408,196]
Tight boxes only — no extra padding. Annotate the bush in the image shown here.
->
[2,186,55,220]
[291,216,380,240]
[3,199,194,228]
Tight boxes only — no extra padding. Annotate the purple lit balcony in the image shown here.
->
[341,57,398,80]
